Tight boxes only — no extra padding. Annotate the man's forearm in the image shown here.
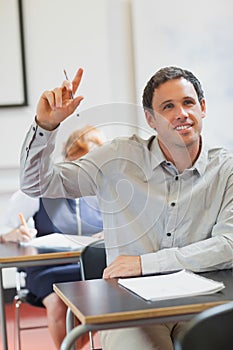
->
[141,234,233,275]
[20,120,58,197]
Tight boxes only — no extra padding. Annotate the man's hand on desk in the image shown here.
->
[103,255,142,279]
[1,226,37,243]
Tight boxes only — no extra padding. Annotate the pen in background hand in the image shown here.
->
[19,212,28,228]
[18,212,36,242]
[63,69,74,99]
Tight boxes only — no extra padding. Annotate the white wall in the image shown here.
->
[131,0,233,148]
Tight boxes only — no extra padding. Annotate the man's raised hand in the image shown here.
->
[36,68,84,130]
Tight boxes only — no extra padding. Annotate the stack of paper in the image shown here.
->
[118,270,225,301]
[20,233,100,250]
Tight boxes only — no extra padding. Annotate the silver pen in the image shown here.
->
[63,69,74,99]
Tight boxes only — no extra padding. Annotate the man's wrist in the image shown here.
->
[35,115,60,131]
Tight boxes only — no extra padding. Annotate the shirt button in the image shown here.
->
[171,202,176,207]
[39,132,44,136]
[175,176,179,181]
[32,126,36,131]
[167,232,172,237]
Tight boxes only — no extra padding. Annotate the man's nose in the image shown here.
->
[175,106,188,119]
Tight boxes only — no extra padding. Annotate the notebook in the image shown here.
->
[20,233,100,251]
[118,270,225,301]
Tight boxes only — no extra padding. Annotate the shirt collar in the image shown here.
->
[148,135,209,176]
[192,139,208,176]
[149,136,167,170]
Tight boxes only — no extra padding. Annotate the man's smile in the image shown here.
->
[174,123,193,131]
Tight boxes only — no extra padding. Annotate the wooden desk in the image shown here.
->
[54,269,233,350]
[0,242,81,350]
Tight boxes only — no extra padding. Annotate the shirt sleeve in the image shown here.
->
[141,235,233,274]
[20,120,98,199]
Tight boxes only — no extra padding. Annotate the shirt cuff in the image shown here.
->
[141,248,181,275]
[30,119,59,145]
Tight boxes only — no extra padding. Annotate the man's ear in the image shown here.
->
[145,110,156,129]
[201,99,206,119]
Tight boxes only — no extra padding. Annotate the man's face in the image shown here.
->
[145,78,206,150]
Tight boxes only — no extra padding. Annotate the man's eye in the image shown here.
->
[163,103,173,110]
[184,100,194,105]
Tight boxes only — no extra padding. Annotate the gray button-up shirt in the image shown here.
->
[20,121,233,274]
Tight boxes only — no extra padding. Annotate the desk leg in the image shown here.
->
[66,308,75,350]
[61,324,94,350]
[66,308,75,333]
[0,268,8,350]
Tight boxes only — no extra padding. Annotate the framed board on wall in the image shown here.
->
[0,0,27,107]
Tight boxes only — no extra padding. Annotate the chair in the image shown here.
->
[174,301,233,350]
[14,269,47,350]
[80,239,106,280]
[79,239,106,350]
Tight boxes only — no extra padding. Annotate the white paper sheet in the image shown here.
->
[20,233,100,251]
[118,270,225,301]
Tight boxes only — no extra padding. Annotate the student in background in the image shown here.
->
[1,125,104,349]
[20,67,233,349]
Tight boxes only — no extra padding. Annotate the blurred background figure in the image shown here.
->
[0,125,104,349]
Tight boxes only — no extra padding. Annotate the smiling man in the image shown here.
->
[20,66,233,349]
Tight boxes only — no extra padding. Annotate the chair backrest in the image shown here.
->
[174,301,233,350]
[80,239,106,280]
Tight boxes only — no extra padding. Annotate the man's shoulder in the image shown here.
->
[208,146,233,166]
[85,134,155,168]
[208,146,233,157]
[110,134,151,149]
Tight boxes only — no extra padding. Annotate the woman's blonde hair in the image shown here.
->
[63,125,104,161]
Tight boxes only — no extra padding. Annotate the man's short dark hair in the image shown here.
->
[142,66,205,113]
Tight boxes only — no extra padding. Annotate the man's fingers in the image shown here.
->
[43,90,56,110]
[72,68,84,94]
[62,79,73,90]
[103,255,142,279]
[42,67,84,111]
[72,95,84,109]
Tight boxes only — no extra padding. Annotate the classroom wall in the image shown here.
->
[131,0,233,148]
